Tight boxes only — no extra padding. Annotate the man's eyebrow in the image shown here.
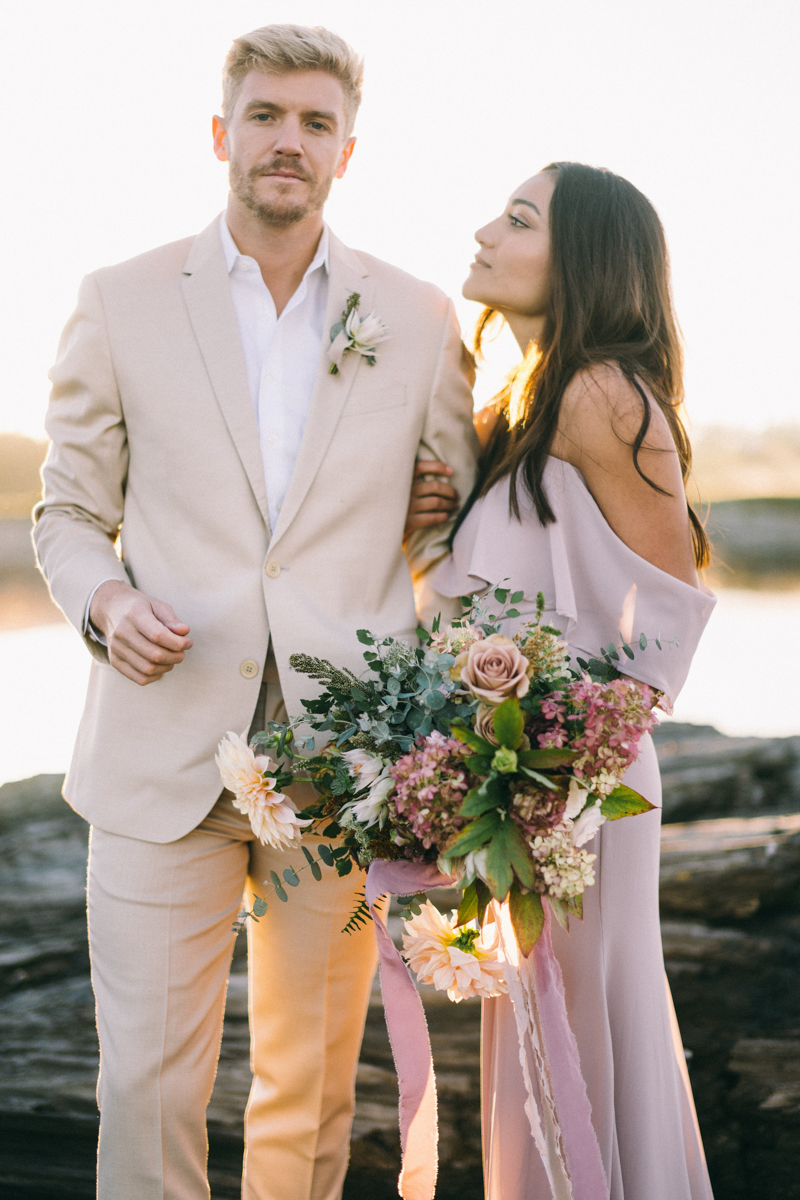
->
[510,198,541,215]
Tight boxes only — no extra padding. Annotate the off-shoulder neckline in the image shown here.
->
[542,456,710,598]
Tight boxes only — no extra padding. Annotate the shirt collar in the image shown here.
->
[219,213,329,279]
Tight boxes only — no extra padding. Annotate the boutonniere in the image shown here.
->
[328,292,388,375]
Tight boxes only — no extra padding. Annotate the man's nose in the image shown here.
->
[273,116,304,156]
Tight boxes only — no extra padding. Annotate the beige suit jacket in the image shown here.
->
[34,218,478,843]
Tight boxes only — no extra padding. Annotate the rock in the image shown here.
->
[729,1039,800,1112]
[659,813,800,919]
[653,721,800,822]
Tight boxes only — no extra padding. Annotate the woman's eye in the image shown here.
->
[508,215,527,228]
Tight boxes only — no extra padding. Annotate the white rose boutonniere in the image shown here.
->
[328,292,388,375]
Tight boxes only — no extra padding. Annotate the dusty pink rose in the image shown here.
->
[458,634,533,705]
[474,704,500,746]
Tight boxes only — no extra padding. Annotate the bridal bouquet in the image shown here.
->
[218,587,659,985]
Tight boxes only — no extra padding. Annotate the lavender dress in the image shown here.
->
[434,457,716,1200]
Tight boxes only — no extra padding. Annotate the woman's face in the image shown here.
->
[463,172,556,324]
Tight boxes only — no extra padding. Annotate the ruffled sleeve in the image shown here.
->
[545,459,716,711]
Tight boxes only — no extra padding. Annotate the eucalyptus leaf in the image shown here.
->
[317,844,335,867]
[283,867,300,887]
[253,897,268,918]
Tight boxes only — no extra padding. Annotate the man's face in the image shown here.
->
[213,69,355,228]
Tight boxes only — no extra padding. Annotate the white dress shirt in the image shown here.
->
[84,217,329,640]
[219,214,329,532]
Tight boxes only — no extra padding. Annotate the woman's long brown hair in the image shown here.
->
[454,162,710,568]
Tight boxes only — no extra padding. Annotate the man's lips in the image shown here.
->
[262,170,306,181]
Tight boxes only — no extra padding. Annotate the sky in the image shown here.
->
[1,0,798,438]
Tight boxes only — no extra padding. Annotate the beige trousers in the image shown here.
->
[87,669,378,1200]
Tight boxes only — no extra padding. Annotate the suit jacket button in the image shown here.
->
[240,660,259,679]
[265,560,281,578]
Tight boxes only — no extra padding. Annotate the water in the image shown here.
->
[1,587,799,788]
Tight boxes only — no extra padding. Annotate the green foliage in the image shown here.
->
[450,722,494,755]
[492,697,524,749]
[446,810,502,857]
[491,746,518,773]
[509,885,544,956]
[459,775,508,817]
[341,886,384,935]
[252,897,268,918]
[600,785,655,820]
[518,748,577,769]
[283,867,300,887]
[548,896,570,931]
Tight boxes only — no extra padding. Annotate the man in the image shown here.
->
[34,24,477,1200]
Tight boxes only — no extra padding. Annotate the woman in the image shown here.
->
[406,163,716,1200]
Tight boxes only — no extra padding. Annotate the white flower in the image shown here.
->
[588,768,620,797]
[215,731,312,849]
[340,748,385,791]
[328,299,388,371]
[349,769,395,827]
[402,902,507,1003]
[570,802,606,847]
[565,777,590,820]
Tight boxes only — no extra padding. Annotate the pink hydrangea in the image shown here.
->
[566,678,656,782]
[388,731,471,851]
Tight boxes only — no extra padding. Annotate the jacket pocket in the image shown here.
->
[340,384,408,416]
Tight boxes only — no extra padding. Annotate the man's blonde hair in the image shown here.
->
[222,24,363,136]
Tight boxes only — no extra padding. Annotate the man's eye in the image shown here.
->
[254,113,273,122]
[308,121,327,131]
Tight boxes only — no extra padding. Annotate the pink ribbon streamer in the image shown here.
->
[366,862,606,1200]
[529,903,608,1198]
[365,859,455,1200]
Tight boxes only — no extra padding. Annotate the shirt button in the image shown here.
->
[264,372,276,383]
[240,660,259,679]
[265,560,281,578]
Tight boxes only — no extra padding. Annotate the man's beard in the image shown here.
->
[229,157,333,228]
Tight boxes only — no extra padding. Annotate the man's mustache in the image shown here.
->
[250,161,313,184]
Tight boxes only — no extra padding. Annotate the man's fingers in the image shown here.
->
[149,600,192,644]
[115,624,188,667]
[108,644,174,686]
[413,460,453,477]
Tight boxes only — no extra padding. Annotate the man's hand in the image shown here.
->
[404,460,459,537]
[89,580,193,686]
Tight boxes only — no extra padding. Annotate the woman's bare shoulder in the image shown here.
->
[552,363,676,479]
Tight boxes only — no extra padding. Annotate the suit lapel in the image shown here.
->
[180,218,270,529]
[268,233,373,549]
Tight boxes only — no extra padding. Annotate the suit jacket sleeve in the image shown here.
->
[33,274,131,661]
[404,298,480,626]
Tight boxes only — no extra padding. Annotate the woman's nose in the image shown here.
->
[475,223,494,248]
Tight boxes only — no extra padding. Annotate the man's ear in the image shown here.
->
[212,115,229,163]
[335,137,357,180]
